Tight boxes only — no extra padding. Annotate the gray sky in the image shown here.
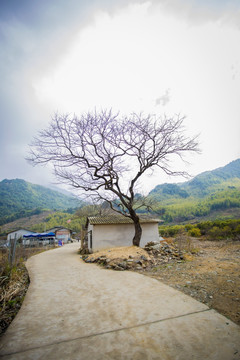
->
[0,0,240,194]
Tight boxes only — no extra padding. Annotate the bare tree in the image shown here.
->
[27,110,199,246]
[75,203,112,219]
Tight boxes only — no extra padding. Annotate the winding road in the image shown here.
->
[0,243,239,359]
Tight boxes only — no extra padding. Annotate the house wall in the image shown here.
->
[48,228,71,243]
[89,222,159,250]
[7,230,35,242]
[55,229,71,243]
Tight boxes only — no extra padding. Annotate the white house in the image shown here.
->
[7,229,36,242]
[85,215,161,251]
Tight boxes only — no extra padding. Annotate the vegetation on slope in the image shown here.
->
[159,219,240,240]
[147,159,240,223]
[0,179,84,225]
[30,211,85,234]
[1,159,240,230]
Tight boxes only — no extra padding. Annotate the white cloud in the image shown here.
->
[1,0,240,190]
[155,89,170,107]
[33,1,240,183]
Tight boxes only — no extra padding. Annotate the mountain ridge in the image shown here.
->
[150,159,240,198]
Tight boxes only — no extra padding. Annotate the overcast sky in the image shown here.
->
[0,0,240,194]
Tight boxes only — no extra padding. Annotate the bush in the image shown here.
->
[188,227,201,237]
[159,219,240,240]
[159,225,185,237]
[208,226,223,240]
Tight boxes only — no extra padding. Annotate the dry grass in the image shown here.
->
[0,246,52,335]
[0,257,28,334]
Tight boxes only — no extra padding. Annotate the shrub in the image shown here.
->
[188,227,201,237]
[208,226,223,240]
[159,225,185,237]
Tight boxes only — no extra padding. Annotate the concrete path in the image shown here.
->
[0,243,239,360]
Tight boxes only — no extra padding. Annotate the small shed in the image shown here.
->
[85,215,161,250]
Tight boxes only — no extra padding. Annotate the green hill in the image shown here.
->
[1,159,240,227]
[0,179,84,225]
[148,159,240,223]
[182,159,240,197]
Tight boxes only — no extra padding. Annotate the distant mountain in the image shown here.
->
[182,159,240,197]
[148,159,240,223]
[47,184,76,197]
[0,179,84,225]
[150,159,240,198]
[1,160,240,227]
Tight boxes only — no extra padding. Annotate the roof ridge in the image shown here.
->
[87,215,160,225]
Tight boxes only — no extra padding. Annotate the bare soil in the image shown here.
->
[85,246,151,262]
[141,239,240,325]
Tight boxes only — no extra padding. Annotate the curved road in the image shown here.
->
[0,243,239,359]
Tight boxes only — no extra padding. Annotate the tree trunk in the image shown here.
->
[132,219,142,247]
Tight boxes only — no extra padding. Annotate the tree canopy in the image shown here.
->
[28,109,199,246]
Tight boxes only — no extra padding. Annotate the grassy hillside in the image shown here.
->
[148,159,240,223]
[0,179,84,225]
[1,159,240,229]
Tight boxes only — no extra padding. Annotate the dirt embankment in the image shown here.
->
[83,238,240,325]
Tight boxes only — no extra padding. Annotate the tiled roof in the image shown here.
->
[87,216,160,225]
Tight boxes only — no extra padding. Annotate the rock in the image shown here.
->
[152,244,162,251]
[118,262,128,270]
[114,265,125,271]
[146,241,158,247]
[79,248,91,255]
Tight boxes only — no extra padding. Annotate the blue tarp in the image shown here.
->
[23,232,55,238]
